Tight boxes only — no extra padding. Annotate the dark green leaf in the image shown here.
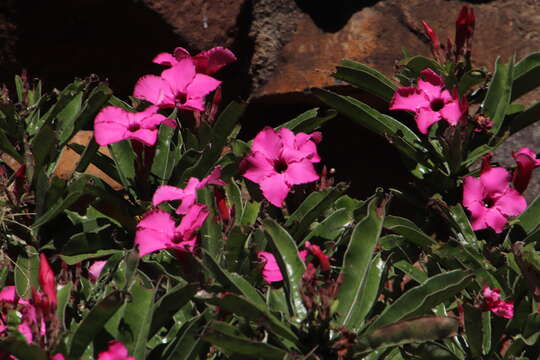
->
[393,260,427,284]
[55,281,73,330]
[508,100,540,136]
[109,140,136,192]
[60,249,123,265]
[483,57,514,136]
[0,129,23,163]
[149,283,198,337]
[517,194,540,233]
[302,208,353,246]
[512,51,540,101]
[151,124,178,183]
[0,338,48,360]
[162,314,207,360]
[384,216,436,250]
[14,251,39,299]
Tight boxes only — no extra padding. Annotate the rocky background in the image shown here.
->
[1,0,539,199]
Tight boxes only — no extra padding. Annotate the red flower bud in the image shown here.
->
[421,21,441,59]
[455,5,475,57]
[38,254,57,311]
[305,242,331,272]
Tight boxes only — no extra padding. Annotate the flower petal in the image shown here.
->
[284,159,319,185]
[133,75,172,106]
[94,106,130,146]
[129,128,158,146]
[152,52,177,66]
[186,73,221,98]
[88,260,107,282]
[440,98,462,125]
[161,59,196,94]
[252,127,283,160]
[417,68,445,100]
[484,208,508,233]
[97,341,134,360]
[480,167,511,195]
[135,210,176,257]
[194,47,237,75]
[463,176,485,206]
[258,251,283,283]
[241,151,275,184]
[176,204,209,243]
[466,201,489,231]
[200,166,226,187]
[389,87,430,112]
[152,185,185,207]
[495,188,527,217]
[260,173,290,207]
[415,107,441,134]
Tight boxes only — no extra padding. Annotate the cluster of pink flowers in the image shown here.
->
[463,148,539,233]
[94,47,235,147]
[240,127,322,207]
[480,286,514,319]
[257,241,330,284]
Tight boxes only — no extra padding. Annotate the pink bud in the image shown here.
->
[38,254,57,311]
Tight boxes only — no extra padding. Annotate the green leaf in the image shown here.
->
[109,140,136,192]
[151,124,179,183]
[202,250,266,308]
[458,70,486,96]
[507,100,540,136]
[403,56,443,77]
[14,251,39,299]
[56,92,83,145]
[0,338,48,360]
[240,201,260,226]
[197,187,222,258]
[517,194,540,233]
[384,216,436,250]
[119,279,155,360]
[356,316,459,354]
[60,249,123,265]
[512,51,540,101]
[55,281,73,330]
[367,270,473,331]
[277,107,337,133]
[203,324,289,360]
[224,180,244,226]
[483,57,514,136]
[463,304,483,357]
[314,88,427,164]
[263,219,306,320]
[224,226,249,272]
[448,204,478,246]
[161,314,207,360]
[302,207,353,246]
[149,283,198,337]
[0,129,23,163]
[68,290,125,358]
[394,260,427,284]
[68,142,122,184]
[30,124,58,177]
[336,194,386,328]
[333,59,398,102]
[207,293,299,344]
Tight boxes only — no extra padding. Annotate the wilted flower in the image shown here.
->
[241,127,321,207]
[153,47,236,75]
[135,204,208,257]
[133,58,221,111]
[97,341,134,360]
[512,147,540,193]
[481,286,513,319]
[389,69,463,134]
[152,166,225,215]
[463,156,526,233]
[94,105,175,146]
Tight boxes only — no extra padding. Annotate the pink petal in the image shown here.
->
[133,75,173,106]
[97,341,135,360]
[283,160,319,185]
[482,286,501,307]
[305,242,331,272]
[18,322,33,344]
[200,166,226,187]
[135,210,176,257]
[181,97,206,112]
[495,188,527,217]
[88,260,107,282]
[484,208,509,233]
[175,193,198,215]
[440,98,462,125]
[38,254,57,310]
[466,201,489,231]
[258,251,283,283]
[175,204,209,243]
[94,106,130,146]
[298,249,309,262]
[260,173,290,207]
[463,176,485,207]
[415,107,441,134]
[139,112,176,129]
[173,47,191,60]
[51,354,66,360]
[152,185,185,207]
[0,286,17,302]
[389,87,430,112]
[161,59,196,94]
[492,300,514,319]
[252,127,283,161]
[186,74,221,98]
[194,47,237,75]
[152,52,177,66]
[241,151,276,184]
[480,167,511,195]
[417,68,445,100]
[129,128,158,146]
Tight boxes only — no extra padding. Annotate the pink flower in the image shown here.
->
[153,47,236,75]
[97,341,134,360]
[512,147,540,193]
[0,286,41,344]
[258,250,308,284]
[481,286,513,319]
[94,105,176,146]
[389,69,463,134]
[152,166,225,215]
[38,254,57,312]
[133,59,221,111]
[51,354,65,360]
[241,127,321,207]
[463,157,526,233]
[88,260,107,282]
[134,204,209,257]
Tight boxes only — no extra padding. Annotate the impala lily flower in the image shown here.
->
[94,105,175,146]
[135,204,208,257]
[133,58,221,111]
[481,286,514,319]
[512,147,540,193]
[463,157,526,233]
[241,127,321,207]
[389,69,463,134]
[97,341,135,360]
[153,47,237,75]
[152,166,225,215]
[0,286,42,344]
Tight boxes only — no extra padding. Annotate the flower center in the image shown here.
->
[175,92,188,105]
[273,158,288,173]
[127,122,141,132]
[430,98,445,112]
[483,197,495,208]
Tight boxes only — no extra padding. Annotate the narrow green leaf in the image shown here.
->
[68,291,125,358]
[517,194,540,233]
[302,208,353,246]
[14,251,39,299]
[508,100,540,136]
[384,216,436,249]
[109,140,136,191]
[278,107,337,133]
[162,314,207,360]
[458,70,486,96]
[55,281,73,330]
[0,338,48,360]
[512,51,540,101]
[56,92,83,145]
[333,59,398,102]
[197,187,222,258]
[449,204,478,245]
[367,270,473,331]
[0,129,23,163]
[68,142,122,184]
[463,304,483,357]
[60,249,123,265]
[224,180,244,225]
[149,283,198,337]
[394,260,427,284]
[483,57,514,136]
[264,219,306,319]
[336,194,386,328]
[150,124,178,183]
